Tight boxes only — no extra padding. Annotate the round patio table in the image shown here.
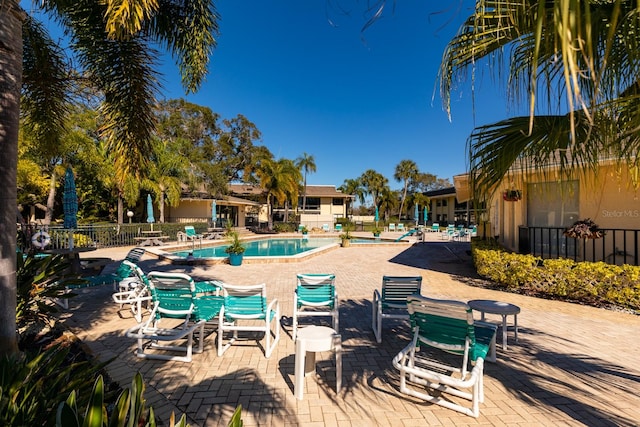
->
[467,299,520,350]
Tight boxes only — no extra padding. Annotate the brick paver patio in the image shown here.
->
[59,233,640,426]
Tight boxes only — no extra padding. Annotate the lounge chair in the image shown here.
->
[57,248,146,309]
[371,275,422,343]
[178,225,203,242]
[292,274,338,340]
[392,295,497,417]
[111,260,153,322]
[125,271,223,362]
[218,283,280,358]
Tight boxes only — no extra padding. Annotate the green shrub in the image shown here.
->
[0,344,110,426]
[471,240,640,311]
[56,373,243,427]
[16,251,83,334]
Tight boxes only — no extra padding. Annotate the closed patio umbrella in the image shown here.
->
[424,205,428,223]
[374,205,379,222]
[212,200,217,227]
[63,167,78,249]
[146,194,155,230]
[414,204,419,226]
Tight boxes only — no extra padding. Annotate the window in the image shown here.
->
[527,181,579,227]
[332,198,343,206]
[298,197,320,211]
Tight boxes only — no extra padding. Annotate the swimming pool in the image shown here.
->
[171,237,339,258]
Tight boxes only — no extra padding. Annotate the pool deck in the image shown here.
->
[61,231,640,426]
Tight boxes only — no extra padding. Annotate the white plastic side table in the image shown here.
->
[468,299,520,350]
[294,325,341,400]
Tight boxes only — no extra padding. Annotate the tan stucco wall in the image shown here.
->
[494,165,640,251]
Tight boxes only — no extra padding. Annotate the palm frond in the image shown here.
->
[103,0,160,39]
[149,0,220,93]
[21,16,70,150]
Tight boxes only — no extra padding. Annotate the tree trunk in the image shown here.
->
[117,192,124,224]
[159,192,165,223]
[267,195,273,230]
[0,0,25,356]
[44,169,58,224]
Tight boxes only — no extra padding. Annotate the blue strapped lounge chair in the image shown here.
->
[218,283,280,358]
[371,275,422,343]
[293,273,338,340]
[125,271,223,362]
[392,295,497,418]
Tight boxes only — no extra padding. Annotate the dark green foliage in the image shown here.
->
[0,343,108,426]
[16,251,83,332]
[55,373,244,427]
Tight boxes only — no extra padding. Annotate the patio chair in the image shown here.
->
[111,260,153,322]
[322,224,330,232]
[371,275,423,343]
[430,223,440,233]
[218,283,280,358]
[292,273,338,340]
[388,223,396,232]
[178,225,203,243]
[334,223,343,233]
[125,271,223,362]
[82,247,145,290]
[397,223,405,232]
[392,295,497,418]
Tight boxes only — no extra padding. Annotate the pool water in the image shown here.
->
[172,237,339,258]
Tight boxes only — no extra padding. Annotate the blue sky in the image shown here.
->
[157,0,510,189]
[28,0,512,190]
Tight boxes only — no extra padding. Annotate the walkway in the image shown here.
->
[59,232,640,426]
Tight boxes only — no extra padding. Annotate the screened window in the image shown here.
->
[299,197,320,211]
[527,181,579,227]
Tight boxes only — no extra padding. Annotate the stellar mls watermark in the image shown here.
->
[601,210,640,218]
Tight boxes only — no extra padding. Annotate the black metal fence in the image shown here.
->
[17,222,211,251]
[522,226,640,266]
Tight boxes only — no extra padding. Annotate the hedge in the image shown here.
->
[471,239,640,312]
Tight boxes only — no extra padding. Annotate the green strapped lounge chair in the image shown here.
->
[371,275,422,343]
[293,273,338,340]
[111,260,153,322]
[218,283,280,358]
[392,295,497,418]
[125,271,223,362]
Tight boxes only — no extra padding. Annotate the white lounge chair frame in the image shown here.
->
[218,283,280,358]
[292,274,338,340]
[371,275,422,343]
[111,260,152,322]
[392,295,497,418]
[125,272,208,362]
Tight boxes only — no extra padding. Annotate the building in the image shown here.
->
[166,184,352,229]
[454,162,640,264]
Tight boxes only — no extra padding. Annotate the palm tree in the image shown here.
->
[394,159,419,219]
[439,0,640,198]
[142,139,188,223]
[257,158,302,230]
[295,152,316,214]
[0,0,219,356]
[338,178,365,218]
[360,169,389,214]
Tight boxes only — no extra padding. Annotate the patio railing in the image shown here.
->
[17,223,201,251]
[521,226,640,266]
